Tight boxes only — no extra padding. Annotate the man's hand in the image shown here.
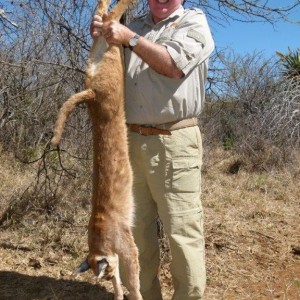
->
[90,15,135,46]
[90,15,103,38]
[102,20,136,46]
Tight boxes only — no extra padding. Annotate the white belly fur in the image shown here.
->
[88,38,108,77]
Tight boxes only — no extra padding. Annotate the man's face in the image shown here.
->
[148,0,182,23]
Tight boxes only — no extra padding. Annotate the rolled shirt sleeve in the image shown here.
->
[160,9,214,75]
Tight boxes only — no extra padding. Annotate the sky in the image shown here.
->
[211,6,300,58]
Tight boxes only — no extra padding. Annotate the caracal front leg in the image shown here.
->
[112,255,124,300]
[119,231,143,300]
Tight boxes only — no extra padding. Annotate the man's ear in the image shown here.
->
[75,259,90,274]
[97,258,108,278]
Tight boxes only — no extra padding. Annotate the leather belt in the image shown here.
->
[127,118,198,136]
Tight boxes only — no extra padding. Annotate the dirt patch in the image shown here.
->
[0,233,115,300]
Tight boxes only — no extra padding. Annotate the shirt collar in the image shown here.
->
[144,6,184,27]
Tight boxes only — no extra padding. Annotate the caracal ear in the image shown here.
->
[75,259,90,274]
[97,258,108,278]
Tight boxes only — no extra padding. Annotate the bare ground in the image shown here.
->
[0,149,299,300]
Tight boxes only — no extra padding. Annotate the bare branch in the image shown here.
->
[0,8,18,28]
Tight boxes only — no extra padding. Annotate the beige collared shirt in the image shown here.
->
[125,6,214,125]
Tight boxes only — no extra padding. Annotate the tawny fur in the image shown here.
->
[51,0,142,299]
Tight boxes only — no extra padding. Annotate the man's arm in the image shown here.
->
[129,35,184,79]
[90,16,184,79]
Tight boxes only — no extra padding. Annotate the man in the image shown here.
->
[91,0,214,298]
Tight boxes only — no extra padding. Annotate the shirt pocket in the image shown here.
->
[156,27,175,44]
[171,157,201,193]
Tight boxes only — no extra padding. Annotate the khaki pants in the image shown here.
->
[128,126,206,300]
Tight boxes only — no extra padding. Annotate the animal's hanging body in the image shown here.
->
[51,0,142,299]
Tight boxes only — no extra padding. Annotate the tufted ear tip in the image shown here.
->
[75,259,90,274]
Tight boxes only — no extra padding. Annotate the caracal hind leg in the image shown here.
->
[119,230,142,300]
[107,0,134,21]
[96,0,110,17]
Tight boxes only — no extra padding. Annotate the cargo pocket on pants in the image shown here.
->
[171,157,201,193]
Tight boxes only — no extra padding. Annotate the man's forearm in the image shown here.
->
[131,35,183,79]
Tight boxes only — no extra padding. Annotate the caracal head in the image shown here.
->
[75,253,119,280]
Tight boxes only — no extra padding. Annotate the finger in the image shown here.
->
[93,15,102,22]
[91,19,104,38]
[91,30,101,38]
[92,19,103,29]
[102,13,108,20]
[91,25,102,38]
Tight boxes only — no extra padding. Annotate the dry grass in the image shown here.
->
[202,148,300,300]
[0,146,34,211]
[0,147,299,299]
